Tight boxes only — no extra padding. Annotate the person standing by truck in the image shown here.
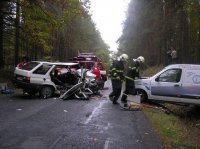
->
[120,56,145,107]
[109,54,129,104]
[91,62,101,81]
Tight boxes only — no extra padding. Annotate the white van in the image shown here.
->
[135,64,200,105]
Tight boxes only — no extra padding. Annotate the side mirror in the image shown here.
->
[155,77,159,82]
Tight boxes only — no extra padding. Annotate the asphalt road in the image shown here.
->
[0,81,163,149]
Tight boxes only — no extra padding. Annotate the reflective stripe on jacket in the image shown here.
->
[125,61,140,81]
[109,60,124,80]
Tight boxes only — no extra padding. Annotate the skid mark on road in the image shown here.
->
[48,135,64,149]
[84,100,107,125]
[103,138,111,149]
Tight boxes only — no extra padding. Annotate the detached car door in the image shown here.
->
[150,68,182,102]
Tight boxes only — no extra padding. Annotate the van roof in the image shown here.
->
[167,64,200,69]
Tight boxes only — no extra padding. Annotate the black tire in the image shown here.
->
[137,89,148,103]
[40,86,54,99]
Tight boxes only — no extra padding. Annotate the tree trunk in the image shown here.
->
[179,1,189,63]
[198,0,200,63]
[14,0,20,65]
[0,1,5,68]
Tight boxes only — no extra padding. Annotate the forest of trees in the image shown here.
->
[118,0,200,66]
[1,0,200,69]
[0,0,110,69]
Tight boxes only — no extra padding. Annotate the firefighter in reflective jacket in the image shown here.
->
[109,54,128,104]
[121,56,145,107]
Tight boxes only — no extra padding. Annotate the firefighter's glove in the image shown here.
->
[116,76,120,80]
[113,73,117,77]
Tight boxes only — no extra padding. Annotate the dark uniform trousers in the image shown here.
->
[109,79,122,102]
[121,78,136,103]
[109,60,124,103]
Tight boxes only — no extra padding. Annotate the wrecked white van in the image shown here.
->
[135,64,200,105]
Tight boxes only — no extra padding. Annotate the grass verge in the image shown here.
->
[143,105,200,149]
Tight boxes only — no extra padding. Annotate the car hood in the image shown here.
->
[135,77,151,90]
[135,77,150,84]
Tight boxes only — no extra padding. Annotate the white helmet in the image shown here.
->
[120,54,129,62]
[137,56,145,63]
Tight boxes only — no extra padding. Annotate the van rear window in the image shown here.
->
[21,62,39,71]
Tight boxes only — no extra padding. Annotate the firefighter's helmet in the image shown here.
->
[136,56,145,63]
[120,54,129,62]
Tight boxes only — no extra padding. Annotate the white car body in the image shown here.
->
[135,64,200,105]
[13,61,79,97]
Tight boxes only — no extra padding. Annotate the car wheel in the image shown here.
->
[40,86,54,99]
[137,89,148,103]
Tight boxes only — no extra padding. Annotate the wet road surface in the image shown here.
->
[0,81,163,149]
